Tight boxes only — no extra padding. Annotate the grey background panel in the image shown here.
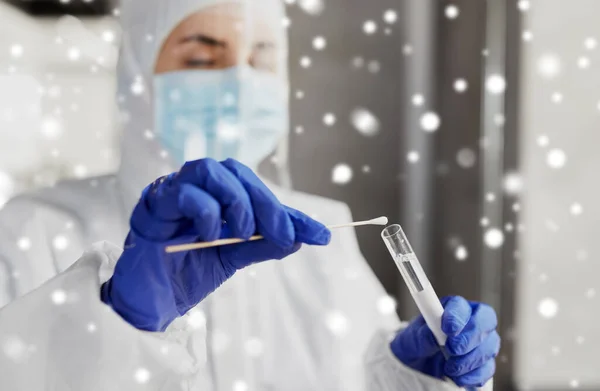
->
[285,0,407,295]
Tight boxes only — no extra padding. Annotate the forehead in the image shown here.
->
[168,3,282,43]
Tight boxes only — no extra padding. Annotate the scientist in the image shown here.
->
[0,0,499,389]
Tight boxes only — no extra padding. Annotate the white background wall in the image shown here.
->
[517,1,600,389]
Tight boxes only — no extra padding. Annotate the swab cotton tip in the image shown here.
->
[369,216,389,226]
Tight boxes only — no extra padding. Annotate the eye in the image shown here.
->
[185,58,216,68]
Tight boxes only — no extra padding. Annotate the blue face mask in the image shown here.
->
[153,66,289,169]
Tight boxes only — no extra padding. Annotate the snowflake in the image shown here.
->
[503,172,524,195]
[298,0,324,15]
[17,237,31,251]
[517,0,530,11]
[323,113,336,126]
[134,368,151,384]
[538,298,558,319]
[233,380,249,391]
[537,134,550,147]
[130,81,144,95]
[547,149,567,169]
[537,54,561,78]
[383,10,397,24]
[350,108,379,136]
[51,289,67,305]
[143,129,155,140]
[412,94,425,106]
[300,56,312,68]
[551,92,563,103]
[577,57,591,69]
[3,336,28,363]
[407,151,420,164]
[53,235,69,251]
[455,245,468,261]
[377,296,397,315]
[486,74,506,94]
[570,203,583,216]
[102,30,115,43]
[484,228,504,248]
[186,309,206,330]
[456,148,476,168]
[367,61,380,73]
[584,37,597,50]
[363,21,377,35]
[453,78,468,93]
[325,311,349,336]
[445,5,459,19]
[331,164,353,185]
[420,112,440,132]
[10,44,24,58]
[68,47,81,61]
[312,36,326,50]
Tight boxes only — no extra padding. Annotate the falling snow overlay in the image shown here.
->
[0,1,597,389]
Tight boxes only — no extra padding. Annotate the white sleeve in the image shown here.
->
[0,242,212,391]
[365,330,494,391]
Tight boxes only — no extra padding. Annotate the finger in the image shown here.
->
[390,316,441,361]
[221,158,295,249]
[144,173,183,221]
[176,159,256,239]
[130,199,181,241]
[219,239,302,270]
[447,302,498,356]
[284,206,331,245]
[450,358,496,388]
[441,296,472,336]
[177,184,222,241]
[445,331,501,377]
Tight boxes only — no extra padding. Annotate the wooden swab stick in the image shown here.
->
[165,216,389,253]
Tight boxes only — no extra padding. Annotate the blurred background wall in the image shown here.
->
[516,0,600,389]
[0,0,599,390]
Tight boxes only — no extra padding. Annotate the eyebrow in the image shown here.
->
[254,41,276,50]
[180,34,227,48]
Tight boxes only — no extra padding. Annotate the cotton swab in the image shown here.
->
[164,216,388,253]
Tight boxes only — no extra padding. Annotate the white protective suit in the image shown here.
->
[0,0,464,390]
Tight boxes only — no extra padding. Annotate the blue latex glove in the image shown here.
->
[391,296,500,388]
[101,158,331,332]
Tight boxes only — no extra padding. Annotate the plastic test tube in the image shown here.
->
[381,224,492,391]
[381,224,447,347]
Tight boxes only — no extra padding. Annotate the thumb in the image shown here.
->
[284,206,331,245]
[391,316,441,361]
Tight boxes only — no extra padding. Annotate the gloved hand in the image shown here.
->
[101,158,331,332]
[391,296,500,388]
